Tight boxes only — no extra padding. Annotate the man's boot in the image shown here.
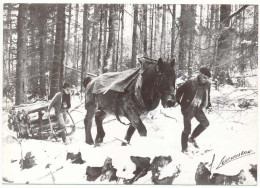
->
[60,130,67,143]
[181,131,189,152]
[189,124,206,148]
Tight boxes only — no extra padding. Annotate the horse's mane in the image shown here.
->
[140,63,160,109]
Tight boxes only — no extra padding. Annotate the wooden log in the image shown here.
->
[13,101,50,114]
[29,115,57,125]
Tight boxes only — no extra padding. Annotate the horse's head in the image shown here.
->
[156,58,176,108]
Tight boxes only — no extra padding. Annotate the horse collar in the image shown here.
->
[155,70,166,87]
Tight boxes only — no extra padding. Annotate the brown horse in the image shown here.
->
[84,58,176,145]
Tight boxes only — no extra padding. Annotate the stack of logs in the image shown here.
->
[7,101,59,139]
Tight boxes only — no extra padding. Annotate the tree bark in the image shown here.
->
[215,5,231,83]
[97,5,104,74]
[90,5,99,73]
[178,5,187,71]
[115,7,121,72]
[103,4,116,72]
[160,4,166,57]
[102,7,108,73]
[81,4,89,91]
[239,8,246,75]
[120,5,124,67]
[131,4,138,68]
[153,5,159,58]
[65,4,72,65]
[187,5,196,79]
[38,4,47,97]
[73,4,79,66]
[170,4,176,60]
[16,4,29,105]
[143,5,148,56]
[50,4,66,98]
[149,4,154,58]
[198,5,203,65]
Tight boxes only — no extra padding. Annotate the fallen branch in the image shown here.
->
[114,137,131,146]
[160,110,178,122]
[37,166,63,181]
[3,177,14,183]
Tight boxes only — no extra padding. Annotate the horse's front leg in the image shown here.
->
[124,107,147,137]
[84,107,95,145]
[122,124,136,146]
[95,110,106,144]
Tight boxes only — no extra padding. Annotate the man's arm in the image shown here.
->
[176,82,188,104]
[47,93,59,112]
[67,94,71,109]
[207,82,212,108]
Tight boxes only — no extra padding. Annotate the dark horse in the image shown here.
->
[84,58,176,145]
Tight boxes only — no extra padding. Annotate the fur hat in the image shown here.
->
[62,82,71,89]
[200,67,211,78]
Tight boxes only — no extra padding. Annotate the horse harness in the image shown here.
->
[113,65,168,126]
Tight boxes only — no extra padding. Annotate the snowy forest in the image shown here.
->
[2,3,259,185]
[3,4,258,105]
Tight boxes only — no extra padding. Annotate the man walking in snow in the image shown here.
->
[46,82,71,144]
[176,68,212,152]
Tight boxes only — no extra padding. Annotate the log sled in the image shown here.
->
[7,101,76,140]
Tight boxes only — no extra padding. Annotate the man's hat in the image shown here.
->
[62,82,71,89]
[200,67,211,78]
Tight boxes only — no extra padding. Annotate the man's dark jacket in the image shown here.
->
[176,76,211,113]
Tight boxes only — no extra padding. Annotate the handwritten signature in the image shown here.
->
[216,150,255,170]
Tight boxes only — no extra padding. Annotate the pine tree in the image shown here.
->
[16,4,29,104]
[50,4,66,98]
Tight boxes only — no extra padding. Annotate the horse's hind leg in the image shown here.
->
[84,105,95,145]
[122,124,136,146]
[95,110,107,144]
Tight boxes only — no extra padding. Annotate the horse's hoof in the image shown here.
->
[86,140,94,145]
[121,142,127,146]
[140,132,147,137]
[94,143,101,147]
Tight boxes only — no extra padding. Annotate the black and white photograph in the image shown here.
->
[1,0,259,186]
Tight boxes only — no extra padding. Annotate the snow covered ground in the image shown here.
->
[1,81,258,185]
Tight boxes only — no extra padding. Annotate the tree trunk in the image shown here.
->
[103,4,116,72]
[153,5,159,58]
[97,5,104,74]
[131,4,138,68]
[149,4,154,58]
[65,4,72,65]
[211,5,220,69]
[16,4,29,105]
[102,7,108,73]
[187,5,196,79]
[73,4,79,66]
[38,4,47,97]
[50,4,66,99]
[208,5,214,47]
[143,5,148,56]
[215,5,231,83]
[170,4,176,60]
[81,4,89,91]
[178,5,188,71]
[120,5,124,67]
[28,5,38,95]
[198,5,203,65]
[49,10,56,70]
[239,8,246,76]
[90,5,99,73]
[160,4,166,57]
[215,5,220,30]
[115,7,121,72]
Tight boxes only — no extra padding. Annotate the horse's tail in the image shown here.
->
[83,76,92,89]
